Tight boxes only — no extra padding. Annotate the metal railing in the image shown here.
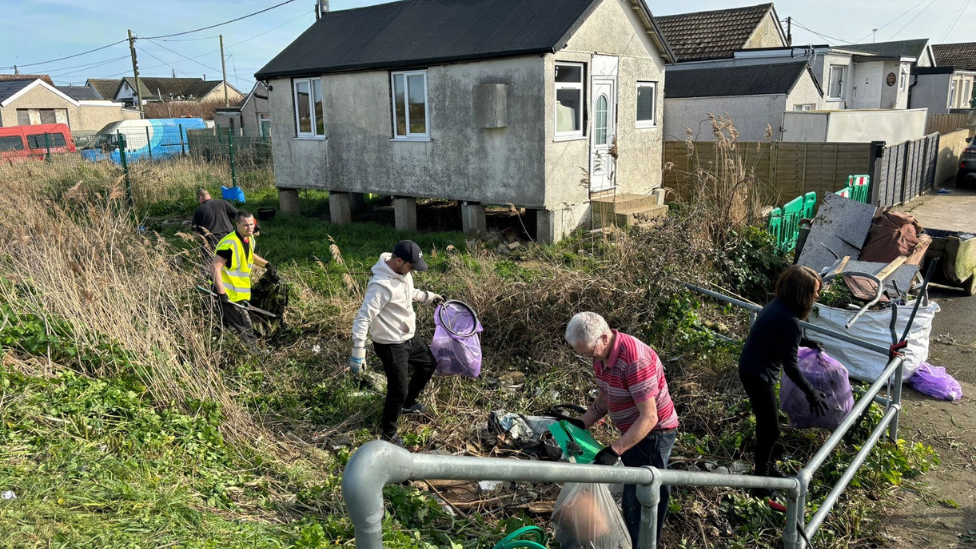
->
[342,273,933,549]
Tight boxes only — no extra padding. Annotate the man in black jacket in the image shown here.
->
[192,189,238,265]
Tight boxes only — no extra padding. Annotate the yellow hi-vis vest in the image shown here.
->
[215,232,254,302]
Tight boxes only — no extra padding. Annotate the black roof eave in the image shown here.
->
[255,48,553,80]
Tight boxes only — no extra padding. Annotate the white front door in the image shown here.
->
[852,62,884,109]
[590,77,617,192]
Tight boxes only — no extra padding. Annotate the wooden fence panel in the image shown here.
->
[925,113,976,135]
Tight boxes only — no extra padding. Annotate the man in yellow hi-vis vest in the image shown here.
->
[212,210,274,345]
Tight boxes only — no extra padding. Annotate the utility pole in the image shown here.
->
[872,28,878,43]
[13,65,18,75]
[220,34,229,107]
[127,29,144,118]
[786,17,792,46]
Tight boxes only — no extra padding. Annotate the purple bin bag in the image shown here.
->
[908,363,963,401]
[431,303,483,378]
[781,347,855,429]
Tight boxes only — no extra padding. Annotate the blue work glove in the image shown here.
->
[349,344,366,375]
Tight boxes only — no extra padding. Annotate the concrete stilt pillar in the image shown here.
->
[351,192,367,214]
[652,188,666,205]
[279,188,300,215]
[461,202,487,237]
[393,197,417,232]
[329,192,353,224]
[535,208,556,244]
[521,207,538,240]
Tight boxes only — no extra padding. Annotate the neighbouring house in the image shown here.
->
[85,78,122,101]
[842,39,932,110]
[922,43,976,112]
[654,3,787,62]
[255,0,675,242]
[213,82,271,137]
[0,77,139,131]
[111,77,244,107]
[664,61,822,141]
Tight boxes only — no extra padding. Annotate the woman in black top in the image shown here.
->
[739,265,828,486]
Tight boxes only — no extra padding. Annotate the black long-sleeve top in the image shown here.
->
[738,298,816,396]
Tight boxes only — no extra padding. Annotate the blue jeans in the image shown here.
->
[621,430,677,547]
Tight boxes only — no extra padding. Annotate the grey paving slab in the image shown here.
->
[797,192,878,273]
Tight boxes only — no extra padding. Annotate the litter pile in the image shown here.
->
[794,192,964,400]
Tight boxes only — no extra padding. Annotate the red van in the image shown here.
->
[0,123,76,162]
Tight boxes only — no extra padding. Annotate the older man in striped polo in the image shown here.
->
[565,311,679,546]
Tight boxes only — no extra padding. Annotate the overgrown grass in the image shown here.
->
[0,155,939,549]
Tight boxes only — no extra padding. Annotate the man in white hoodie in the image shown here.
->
[351,240,444,446]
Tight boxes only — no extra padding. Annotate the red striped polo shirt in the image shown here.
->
[593,330,679,434]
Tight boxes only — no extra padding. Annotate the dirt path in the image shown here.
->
[880,189,976,547]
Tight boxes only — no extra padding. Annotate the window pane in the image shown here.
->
[556,89,581,132]
[312,79,324,136]
[16,110,30,126]
[27,134,61,149]
[407,75,426,134]
[636,85,654,122]
[0,136,24,152]
[829,68,843,98]
[295,80,311,133]
[555,64,582,83]
[595,95,608,145]
[393,74,406,136]
[40,109,57,124]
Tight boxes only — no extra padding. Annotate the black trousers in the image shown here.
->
[373,334,436,438]
[219,299,256,345]
[739,370,780,476]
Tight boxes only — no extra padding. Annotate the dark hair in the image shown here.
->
[235,210,254,223]
[775,265,821,319]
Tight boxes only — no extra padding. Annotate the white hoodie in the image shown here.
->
[352,252,436,345]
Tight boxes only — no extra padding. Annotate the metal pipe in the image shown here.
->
[799,321,890,355]
[889,355,904,442]
[684,282,889,355]
[804,406,900,537]
[783,493,802,549]
[822,269,885,328]
[637,479,660,549]
[344,441,799,549]
[801,355,903,475]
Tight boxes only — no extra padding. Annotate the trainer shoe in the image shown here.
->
[402,402,428,414]
[381,433,406,448]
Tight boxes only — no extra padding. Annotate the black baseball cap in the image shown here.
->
[392,240,428,271]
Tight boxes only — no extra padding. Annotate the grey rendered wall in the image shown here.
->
[817,53,854,110]
[879,60,904,109]
[664,95,787,142]
[240,87,269,137]
[268,76,330,188]
[910,73,950,113]
[268,55,546,204]
[744,12,787,49]
[785,72,823,111]
[541,0,667,238]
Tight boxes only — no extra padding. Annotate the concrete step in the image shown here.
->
[590,193,659,217]
[613,204,669,226]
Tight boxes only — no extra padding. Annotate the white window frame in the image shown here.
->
[293,77,325,139]
[390,70,430,141]
[827,65,846,101]
[793,104,815,111]
[635,81,657,128]
[554,62,585,140]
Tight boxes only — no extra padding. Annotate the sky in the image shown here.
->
[1,0,973,90]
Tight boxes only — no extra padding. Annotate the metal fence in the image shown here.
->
[871,134,939,207]
[343,276,933,549]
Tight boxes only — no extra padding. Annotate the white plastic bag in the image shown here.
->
[807,301,940,382]
[551,482,632,549]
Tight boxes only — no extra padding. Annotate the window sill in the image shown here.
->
[635,122,658,129]
[294,135,326,141]
[825,97,844,102]
[553,134,585,142]
[390,136,431,142]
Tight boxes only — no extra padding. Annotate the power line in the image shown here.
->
[139,36,222,74]
[141,0,298,39]
[850,0,932,43]
[889,0,939,40]
[47,56,131,79]
[939,0,972,43]
[228,10,313,47]
[789,20,849,44]
[1,39,127,70]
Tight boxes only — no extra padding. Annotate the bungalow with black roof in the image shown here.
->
[254,0,675,242]
[664,62,822,141]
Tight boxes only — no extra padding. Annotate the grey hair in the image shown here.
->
[565,312,611,347]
